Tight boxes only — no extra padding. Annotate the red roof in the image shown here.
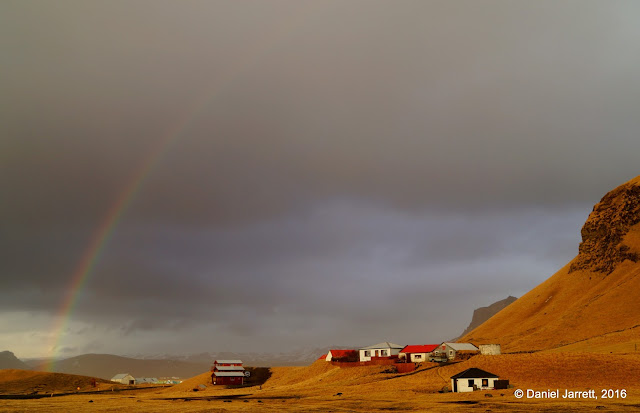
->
[328,349,357,358]
[400,344,439,354]
[318,354,327,360]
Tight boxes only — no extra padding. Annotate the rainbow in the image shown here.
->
[44,3,323,371]
[45,124,184,372]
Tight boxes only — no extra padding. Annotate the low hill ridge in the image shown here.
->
[32,354,209,380]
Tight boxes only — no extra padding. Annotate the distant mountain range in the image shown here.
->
[13,346,346,380]
[124,347,330,367]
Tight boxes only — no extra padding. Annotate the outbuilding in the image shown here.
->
[211,360,245,385]
[399,344,439,363]
[358,342,404,362]
[325,349,358,362]
[111,373,135,385]
[450,368,499,392]
[212,371,245,385]
[479,344,502,355]
[435,342,479,360]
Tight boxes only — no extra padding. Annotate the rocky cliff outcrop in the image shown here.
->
[456,296,517,339]
[569,179,640,274]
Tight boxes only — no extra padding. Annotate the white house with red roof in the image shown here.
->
[399,344,439,363]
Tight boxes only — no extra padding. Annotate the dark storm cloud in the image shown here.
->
[2,0,640,356]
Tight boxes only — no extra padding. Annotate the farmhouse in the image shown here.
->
[434,342,479,360]
[358,342,404,362]
[111,373,135,385]
[211,360,245,386]
[450,368,499,392]
[398,344,439,363]
[325,349,358,362]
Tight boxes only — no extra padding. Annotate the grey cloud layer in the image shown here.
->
[2,0,640,356]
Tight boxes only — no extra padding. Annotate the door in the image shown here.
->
[453,379,457,392]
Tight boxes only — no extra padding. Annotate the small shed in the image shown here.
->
[325,350,358,362]
[111,373,135,385]
[479,344,501,355]
[358,342,404,362]
[399,344,439,363]
[450,368,499,392]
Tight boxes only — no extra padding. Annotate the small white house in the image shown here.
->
[450,368,499,392]
[358,342,404,362]
[435,342,479,360]
[398,345,439,363]
[111,373,135,385]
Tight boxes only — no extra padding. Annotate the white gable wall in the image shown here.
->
[359,347,401,362]
[452,377,497,392]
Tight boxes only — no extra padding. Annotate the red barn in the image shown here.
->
[325,349,358,362]
[211,360,245,385]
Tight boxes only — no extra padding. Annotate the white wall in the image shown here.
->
[409,353,428,362]
[359,347,399,361]
[479,344,501,355]
[452,377,497,392]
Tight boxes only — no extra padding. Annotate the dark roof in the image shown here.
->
[450,368,499,379]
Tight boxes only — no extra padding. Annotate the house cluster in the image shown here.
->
[210,359,247,386]
[324,341,493,364]
[110,374,181,385]
[322,341,506,392]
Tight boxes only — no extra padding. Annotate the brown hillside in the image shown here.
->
[0,369,120,395]
[461,175,640,352]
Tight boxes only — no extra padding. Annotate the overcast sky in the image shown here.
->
[2,1,640,359]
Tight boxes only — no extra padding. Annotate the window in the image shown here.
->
[414,354,422,359]
[381,350,388,356]
[449,350,454,357]
[482,379,488,387]
[364,350,371,357]
[468,379,475,388]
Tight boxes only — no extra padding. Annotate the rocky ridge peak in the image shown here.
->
[569,177,640,274]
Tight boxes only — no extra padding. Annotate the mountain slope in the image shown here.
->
[461,175,640,352]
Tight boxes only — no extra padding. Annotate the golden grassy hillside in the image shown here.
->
[462,175,640,352]
[4,356,640,412]
[0,369,120,395]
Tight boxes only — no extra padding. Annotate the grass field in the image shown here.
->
[2,353,640,412]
